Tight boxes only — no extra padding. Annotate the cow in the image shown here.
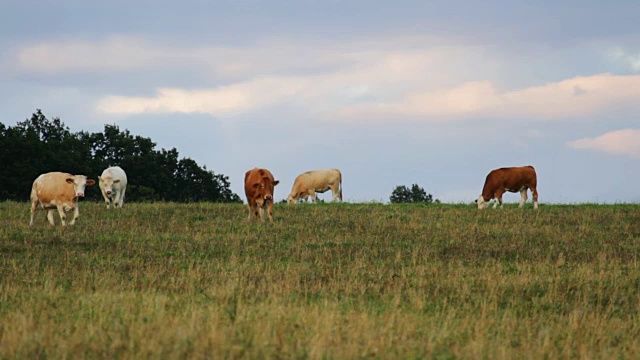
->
[476,166,538,210]
[29,172,96,226]
[99,166,128,209]
[244,168,280,222]
[287,168,343,204]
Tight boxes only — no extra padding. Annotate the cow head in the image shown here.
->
[67,175,95,197]
[287,192,307,204]
[476,195,488,209]
[99,176,121,197]
[286,192,300,204]
[253,177,279,207]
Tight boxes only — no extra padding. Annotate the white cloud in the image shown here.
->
[14,36,173,73]
[609,48,640,71]
[338,74,640,122]
[567,129,640,158]
[97,76,310,115]
[16,36,640,123]
[98,73,640,123]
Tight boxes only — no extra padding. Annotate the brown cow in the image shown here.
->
[476,166,538,210]
[244,168,280,222]
[287,168,342,204]
[30,172,96,226]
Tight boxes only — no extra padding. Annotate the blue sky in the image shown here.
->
[1,1,639,203]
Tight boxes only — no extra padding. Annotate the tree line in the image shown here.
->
[0,110,241,203]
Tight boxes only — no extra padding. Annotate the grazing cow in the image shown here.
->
[99,166,128,209]
[287,168,343,204]
[29,172,96,226]
[477,166,538,210]
[244,168,280,222]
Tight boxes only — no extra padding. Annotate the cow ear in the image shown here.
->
[114,179,120,183]
[273,180,280,186]
[66,178,74,184]
[86,179,96,186]
[253,183,260,189]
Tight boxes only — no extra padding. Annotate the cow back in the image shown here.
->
[483,166,536,198]
[32,172,77,205]
[293,168,341,192]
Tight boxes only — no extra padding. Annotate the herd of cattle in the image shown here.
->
[28,165,538,226]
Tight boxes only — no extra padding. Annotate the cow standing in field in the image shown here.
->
[29,172,96,226]
[287,168,343,204]
[476,166,539,210]
[244,168,280,222]
[99,166,128,209]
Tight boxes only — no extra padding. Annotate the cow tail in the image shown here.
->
[30,183,37,203]
[339,174,343,201]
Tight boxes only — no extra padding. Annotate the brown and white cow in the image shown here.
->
[29,172,96,226]
[244,168,279,222]
[287,168,343,204]
[477,166,538,210]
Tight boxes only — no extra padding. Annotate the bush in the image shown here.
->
[390,184,438,204]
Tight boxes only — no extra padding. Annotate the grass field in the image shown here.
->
[1,201,640,358]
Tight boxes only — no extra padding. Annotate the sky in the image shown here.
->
[1,0,639,203]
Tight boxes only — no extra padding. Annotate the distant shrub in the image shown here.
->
[390,184,439,204]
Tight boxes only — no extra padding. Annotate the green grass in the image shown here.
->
[1,201,640,358]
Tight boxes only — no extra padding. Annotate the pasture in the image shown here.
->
[1,201,640,358]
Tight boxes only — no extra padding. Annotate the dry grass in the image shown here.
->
[1,201,640,359]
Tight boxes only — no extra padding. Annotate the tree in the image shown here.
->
[390,184,438,204]
[0,110,241,203]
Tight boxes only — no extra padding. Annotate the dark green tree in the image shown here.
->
[0,110,241,203]
[390,184,438,204]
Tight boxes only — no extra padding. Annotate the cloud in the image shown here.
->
[98,73,640,123]
[97,76,309,115]
[567,129,640,158]
[20,37,640,123]
[10,36,370,79]
[338,74,640,121]
[10,35,506,85]
[609,48,640,71]
[13,36,171,73]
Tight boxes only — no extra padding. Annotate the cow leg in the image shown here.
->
[310,190,317,203]
[519,188,528,208]
[258,207,265,221]
[69,205,79,225]
[113,190,120,208]
[531,186,539,210]
[494,189,505,209]
[101,189,111,209]
[57,205,67,226]
[266,202,274,222]
[46,210,56,226]
[118,188,126,208]
[331,186,339,202]
[29,201,38,226]
[56,206,68,226]
[247,204,256,221]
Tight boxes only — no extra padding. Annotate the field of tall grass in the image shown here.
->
[1,201,639,358]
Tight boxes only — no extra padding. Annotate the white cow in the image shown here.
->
[99,166,128,209]
[30,172,95,226]
[287,168,343,204]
